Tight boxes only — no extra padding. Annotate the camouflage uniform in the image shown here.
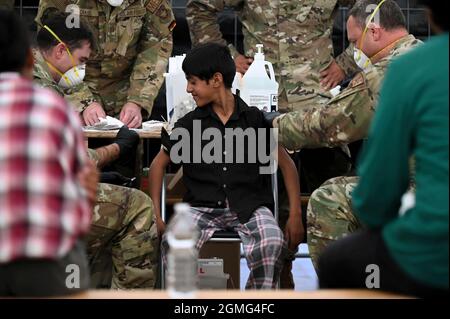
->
[275,35,420,150]
[87,183,158,289]
[36,0,175,118]
[0,0,15,10]
[273,35,421,270]
[186,0,358,112]
[306,176,361,270]
[33,52,158,289]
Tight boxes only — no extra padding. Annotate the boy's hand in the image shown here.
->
[156,216,166,238]
[284,214,304,251]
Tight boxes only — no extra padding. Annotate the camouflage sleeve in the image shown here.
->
[186,0,242,57]
[335,43,361,78]
[127,0,174,115]
[64,83,98,113]
[275,71,380,151]
[33,76,64,96]
[35,76,96,113]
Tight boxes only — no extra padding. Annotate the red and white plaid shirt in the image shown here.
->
[0,72,91,263]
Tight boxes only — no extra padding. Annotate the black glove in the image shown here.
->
[262,111,281,128]
[115,125,139,156]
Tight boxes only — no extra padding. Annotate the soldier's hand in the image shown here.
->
[120,102,142,128]
[83,102,106,126]
[78,159,99,209]
[320,60,345,90]
[235,54,253,74]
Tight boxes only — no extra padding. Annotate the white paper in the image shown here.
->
[85,116,124,130]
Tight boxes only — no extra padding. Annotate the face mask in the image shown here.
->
[58,64,86,89]
[43,25,87,89]
[353,48,373,73]
[353,0,387,73]
[106,0,123,6]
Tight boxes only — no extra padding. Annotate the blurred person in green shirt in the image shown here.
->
[318,0,449,298]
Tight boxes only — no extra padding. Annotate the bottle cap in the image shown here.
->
[254,44,264,61]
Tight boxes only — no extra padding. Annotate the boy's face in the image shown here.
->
[186,75,214,107]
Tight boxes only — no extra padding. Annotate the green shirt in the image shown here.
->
[353,34,449,289]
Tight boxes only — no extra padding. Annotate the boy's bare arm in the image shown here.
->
[93,143,120,168]
[277,146,304,250]
[149,149,171,236]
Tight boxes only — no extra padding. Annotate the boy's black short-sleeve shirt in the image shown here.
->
[161,95,275,223]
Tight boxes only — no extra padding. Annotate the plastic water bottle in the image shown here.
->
[166,203,200,298]
[239,44,279,112]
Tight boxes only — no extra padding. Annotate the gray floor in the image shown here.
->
[239,244,318,290]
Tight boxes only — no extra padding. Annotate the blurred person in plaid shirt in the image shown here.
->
[0,10,98,297]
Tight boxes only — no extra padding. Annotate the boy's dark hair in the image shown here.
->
[0,10,30,73]
[349,0,407,31]
[182,43,236,88]
[420,0,449,31]
[37,13,94,52]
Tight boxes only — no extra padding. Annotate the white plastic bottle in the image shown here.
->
[164,54,195,122]
[166,203,199,298]
[239,44,279,112]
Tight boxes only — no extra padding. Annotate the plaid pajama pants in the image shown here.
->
[161,206,288,289]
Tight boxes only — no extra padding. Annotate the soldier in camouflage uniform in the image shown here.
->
[88,157,158,289]
[33,16,158,289]
[36,0,175,128]
[269,0,421,271]
[0,0,15,10]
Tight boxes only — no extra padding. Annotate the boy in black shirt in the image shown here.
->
[149,43,303,289]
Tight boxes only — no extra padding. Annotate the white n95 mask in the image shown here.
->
[58,64,86,89]
[353,48,373,73]
[107,0,124,7]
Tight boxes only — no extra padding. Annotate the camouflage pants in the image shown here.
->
[306,176,362,272]
[86,183,158,289]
